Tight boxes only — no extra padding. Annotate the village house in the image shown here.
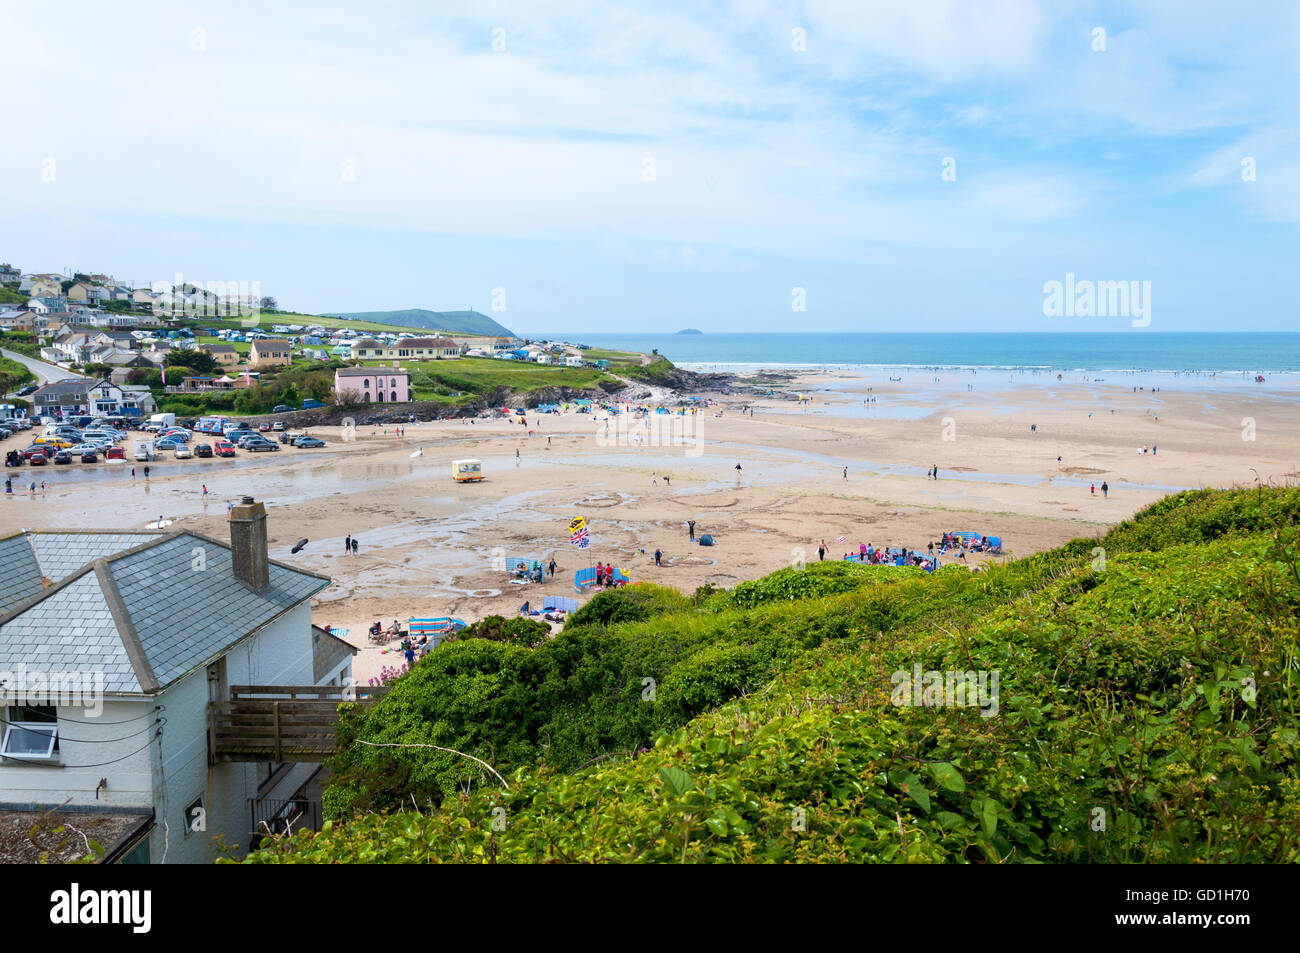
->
[334,365,411,403]
[0,502,360,863]
[30,378,92,416]
[351,336,460,360]
[0,309,40,332]
[66,282,107,306]
[202,343,241,367]
[249,338,292,369]
[27,277,61,299]
[0,263,19,285]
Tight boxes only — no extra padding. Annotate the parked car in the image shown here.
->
[53,450,73,464]
[194,444,213,458]
[258,422,272,432]
[17,382,39,396]
[235,434,264,448]
[104,446,126,460]
[173,445,193,459]
[214,441,236,457]
[79,449,99,463]
[293,437,326,448]
[155,437,184,450]
[272,404,293,413]
[0,428,11,440]
[271,421,286,431]
[301,399,325,409]
[244,437,279,452]
[28,451,47,465]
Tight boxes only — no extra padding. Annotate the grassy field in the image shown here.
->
[363,356,616,396]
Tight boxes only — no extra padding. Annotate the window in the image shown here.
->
[390,379,396,388]
[2,705,59,760]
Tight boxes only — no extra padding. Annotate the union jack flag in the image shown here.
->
[571,527,589,547]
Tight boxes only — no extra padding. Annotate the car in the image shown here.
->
[228,430,255,445]
[214,441,236,457]
[35,436,73,450]
[194,444,213,458]
[155,437,184,451]
[159,429,191,442]
[173,445,193,459]
[0,428,11,440]
[235,434,263,448]
[104,446,126,460]
[271,421,286,431]
[79,449,99,463]
[246,440,279,452]
[53,450,72,464]
[293,436,325,448]
[28,451,47,465]
[17,383,39,396]
[301,399,325,409]
[272,405,293,413]
[258,422,272,432]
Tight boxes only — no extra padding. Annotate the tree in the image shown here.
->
[167,349,217,375]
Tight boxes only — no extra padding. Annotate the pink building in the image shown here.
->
[335,366,411,403]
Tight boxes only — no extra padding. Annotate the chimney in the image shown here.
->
[229,495,269,591]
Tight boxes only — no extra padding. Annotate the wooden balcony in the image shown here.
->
[208,684,389,764]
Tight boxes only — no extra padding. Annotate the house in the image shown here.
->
[28,277,60,298]
[0,264,19,285]
[132,288,158,311]
[0,310,38,332]
[84,379,130,416]
[66,282,106,306]
[202,343,241,367]
[26,296,68,314]
[0,503,359,863]
[249,338,291,369]
[334,366,411,403]
[119,385,157,416]
[493,337,517,351]
[351,337,460,360]
[30,378,92,416]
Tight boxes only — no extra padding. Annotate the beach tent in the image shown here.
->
[407,617,467,650]
[504,556,537,574]
[535,403,560,414]
[573,567,631,591]
[698,534,714,546]
[984,536,1003,553]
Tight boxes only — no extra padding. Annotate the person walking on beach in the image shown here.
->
[345,534,352,555]
[843,466,848,482]
[515,449,521,468]
[143,465,150,479]
[548,557,556,578]
[817,540,826,561]
[351,537,359,556]
[4,476,11,495]
[1090,483,1095,495]
[688,519,695,541]
[1101,481,1109,498]
[663,475,670,486]
[654,548,662,567]
[932,464,938,480]
[131,466,136,479]
[202,484,208,496]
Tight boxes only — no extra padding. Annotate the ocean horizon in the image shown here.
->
[555,332,1300,374]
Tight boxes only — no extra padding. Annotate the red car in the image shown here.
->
[258,422,272,432]
[28,451,47,465]
[214,441,236,457]
[104,446,126,460]
[22,445,49,460]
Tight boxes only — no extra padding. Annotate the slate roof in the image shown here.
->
[0,533,43,616]
[0,530,331,696]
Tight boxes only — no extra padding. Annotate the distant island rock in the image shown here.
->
[676,328,703,335]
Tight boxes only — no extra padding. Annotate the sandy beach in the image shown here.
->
[5,369,1297,684]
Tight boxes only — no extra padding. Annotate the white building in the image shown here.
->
[0,502,359,864]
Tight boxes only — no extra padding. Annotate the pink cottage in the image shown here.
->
[334,366,411,403]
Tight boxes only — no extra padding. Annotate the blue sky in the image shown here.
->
[1,0,1296,334]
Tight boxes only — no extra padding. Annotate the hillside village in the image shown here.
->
[1,261,640,423]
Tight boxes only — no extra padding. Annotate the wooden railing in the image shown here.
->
[208,684,389,764]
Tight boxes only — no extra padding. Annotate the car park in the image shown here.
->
[194,444,213,458]
[293,436,325,448]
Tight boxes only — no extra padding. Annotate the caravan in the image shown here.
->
[452,459,483,482]
[133,439,156,461]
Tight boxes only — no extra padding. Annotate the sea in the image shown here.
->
[563,332,1300,375]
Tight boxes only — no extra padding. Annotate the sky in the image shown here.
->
[1,0,1297,335]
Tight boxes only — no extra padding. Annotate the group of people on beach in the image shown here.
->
[343,534,360,555]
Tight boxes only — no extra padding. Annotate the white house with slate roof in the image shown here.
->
[0,499,356,864]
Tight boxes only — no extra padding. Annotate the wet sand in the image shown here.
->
[3,372,1297,684]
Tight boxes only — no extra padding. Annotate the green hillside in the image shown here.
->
[243,487,1300,864]
[323,308,514,337]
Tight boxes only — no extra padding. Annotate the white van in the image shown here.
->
[133,440,156,461]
